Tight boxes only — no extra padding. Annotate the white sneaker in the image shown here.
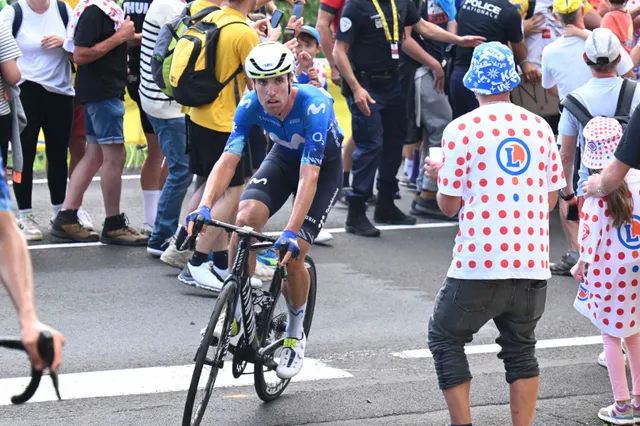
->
[178,262,224,292]
[276,333,306,379]
[160,239,193,269]
[17,215,43,241]
[315,228,333,245]
[254,261,275,281]
[77,209,94,231]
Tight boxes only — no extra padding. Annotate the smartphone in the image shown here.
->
[283,2,304,44]
[270,9,284,29]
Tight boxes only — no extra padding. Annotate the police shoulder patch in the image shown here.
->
[340,17,352,32]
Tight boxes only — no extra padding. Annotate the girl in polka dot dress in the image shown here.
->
[571,117,640,425]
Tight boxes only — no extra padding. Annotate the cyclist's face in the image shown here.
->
[255,75,291,115]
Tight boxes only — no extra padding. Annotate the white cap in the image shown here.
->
[585,28,622,65]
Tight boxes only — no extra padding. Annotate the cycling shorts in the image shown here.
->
[241,144,342,244]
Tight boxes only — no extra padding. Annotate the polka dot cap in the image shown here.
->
[582,117,622,170]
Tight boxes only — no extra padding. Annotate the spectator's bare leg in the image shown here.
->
[509,377,539,426]
[443,381,472,425]
[100,144,126,217]
[68,135,86,178]
[62,144,103,210]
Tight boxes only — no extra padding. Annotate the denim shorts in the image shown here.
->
[84,98,125,145]
[428,277,547,389]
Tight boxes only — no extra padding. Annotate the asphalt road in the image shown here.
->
[0,177,621,425]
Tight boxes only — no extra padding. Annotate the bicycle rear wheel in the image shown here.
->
[182,281,236,426]
[253,255,317,402]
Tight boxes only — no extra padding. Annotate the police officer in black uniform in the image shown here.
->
[333,0,484,237]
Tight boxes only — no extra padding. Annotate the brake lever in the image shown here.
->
[176,215,206,251]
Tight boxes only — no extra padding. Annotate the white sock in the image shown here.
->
[19,208,33,220]
[286,302,306,339]
[51,203,62,218]
[143,190,161,227]
[404,159,414,177]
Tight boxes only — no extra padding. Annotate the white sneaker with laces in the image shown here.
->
[17,215,43,241]
[182,262,224,292]
[315,228,333,244]
[276,333,306,379]
[77,209,94,231]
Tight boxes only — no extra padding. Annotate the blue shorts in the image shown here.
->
[0,155,11,211]
[84,98,125,145]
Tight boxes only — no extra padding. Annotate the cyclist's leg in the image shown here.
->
[229,152,296,275]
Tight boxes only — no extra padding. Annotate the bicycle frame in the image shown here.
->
[184,217,287,370]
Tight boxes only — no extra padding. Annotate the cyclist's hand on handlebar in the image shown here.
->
[185,206,211,234]
[274,230,300,266]
[21,321,65,371]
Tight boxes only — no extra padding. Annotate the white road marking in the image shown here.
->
[0,358,353,406]
[27,222,458,251]
[391,335,604,359]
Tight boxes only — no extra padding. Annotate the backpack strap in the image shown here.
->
[525,0,536,19]
[10,2,22,37]
[561,94,593,128]
[189,5,219,22]
[615,78,636,118]
[12,1,68,37]
[57,0,68,27]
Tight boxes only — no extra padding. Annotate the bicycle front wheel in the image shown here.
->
[182,281,236,426]
[253,255,317,402]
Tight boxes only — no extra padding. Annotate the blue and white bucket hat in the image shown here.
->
[463,42,521,95]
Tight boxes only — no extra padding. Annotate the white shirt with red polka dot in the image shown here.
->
[574,172,640,338]
[438,102,566,280]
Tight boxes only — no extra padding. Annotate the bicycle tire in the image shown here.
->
[182,281,236,426]
[253,255,317,402]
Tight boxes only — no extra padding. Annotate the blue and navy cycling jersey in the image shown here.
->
[224,84,344,166]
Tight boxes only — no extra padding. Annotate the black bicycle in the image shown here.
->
[0,331,61,404]
[180,216,317,426]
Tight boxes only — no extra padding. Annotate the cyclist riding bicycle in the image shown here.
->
[0,153,65,372]
[185,41,343,379]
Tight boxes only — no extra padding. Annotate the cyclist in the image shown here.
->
[0,152,65,371]
[186,41,342,379]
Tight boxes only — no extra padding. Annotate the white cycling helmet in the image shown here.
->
[245,41,295,79]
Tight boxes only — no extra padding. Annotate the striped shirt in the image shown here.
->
[139,0,185,119]
[0,22,21,116]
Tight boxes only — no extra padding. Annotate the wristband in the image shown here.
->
[519,59,531,66]
[559,190,575,201]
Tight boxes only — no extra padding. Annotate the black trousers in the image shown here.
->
[0,113,10,166]
[17,81,73,209]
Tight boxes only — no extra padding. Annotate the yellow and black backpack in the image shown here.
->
[169,11,247,107]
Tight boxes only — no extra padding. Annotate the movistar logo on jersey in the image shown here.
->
[307,103,326,116]
[239,98,252,109]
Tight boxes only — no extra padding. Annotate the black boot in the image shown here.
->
[374,192,417,225]
[346,198,380,237]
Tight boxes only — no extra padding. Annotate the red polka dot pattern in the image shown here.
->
[437,106,566,279]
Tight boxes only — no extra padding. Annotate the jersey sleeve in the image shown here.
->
[578,198,605,263]
[319,0,344,15]
[541,50,556,90]
[615,107,640,168]
[405,0,420,27]
[301,96,332,166]
[224,93,257,156]
[438,120,470,197]
[335,1,360,44]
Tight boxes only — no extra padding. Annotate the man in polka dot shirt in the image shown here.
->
[424,42,566,426]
